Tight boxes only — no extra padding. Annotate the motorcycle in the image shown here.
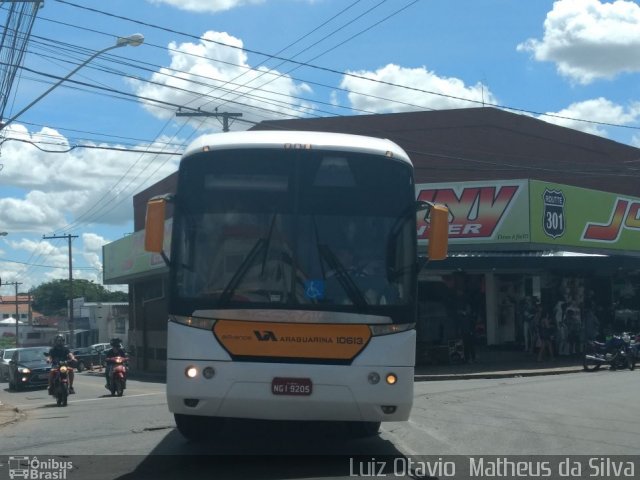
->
[629,333,640,362]
[583,333,636,372]
[106,356,128,397]
[50,361,71,407]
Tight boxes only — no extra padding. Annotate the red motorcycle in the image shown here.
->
[50,361,71,407]
[106,356,128,397]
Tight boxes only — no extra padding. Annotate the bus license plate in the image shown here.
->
[271,377,312,396]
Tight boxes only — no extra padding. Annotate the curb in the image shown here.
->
[414,367,584,382]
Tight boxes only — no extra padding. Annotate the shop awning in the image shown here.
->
[421,251,640,275]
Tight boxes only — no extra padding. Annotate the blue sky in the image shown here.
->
[2,0,640,293]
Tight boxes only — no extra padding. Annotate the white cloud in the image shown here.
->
[1,235,112,290]
[539,97,640,136]
[518,0,640,84]
[147,0,265,13]
[3,238,70,289]
[130,31,313,128]
[339,64,497,113]
[81,233,107,281]
[0,124,181,234]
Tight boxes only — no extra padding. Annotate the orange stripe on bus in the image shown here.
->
[213,320,371,360]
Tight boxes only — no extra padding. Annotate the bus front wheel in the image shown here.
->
[174,414,221,442]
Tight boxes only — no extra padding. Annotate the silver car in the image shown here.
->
[0,348,18,381]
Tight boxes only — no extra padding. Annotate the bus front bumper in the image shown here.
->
[166,360,413,422]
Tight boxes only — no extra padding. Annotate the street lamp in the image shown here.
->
[0,33,144,131]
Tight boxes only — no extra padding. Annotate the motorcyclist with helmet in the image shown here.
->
[47,334,76,394]
[105,338,127,390]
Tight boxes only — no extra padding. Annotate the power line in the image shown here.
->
[2,0,639,251]
[0,136,182,154]
[24,20,437,117]
[184,0,367,112]
[0,0,42,119]
[43,1,640,133]
[0,256,98,270]
[216,0,417,113]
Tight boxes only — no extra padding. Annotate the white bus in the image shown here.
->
[144,130,448,440]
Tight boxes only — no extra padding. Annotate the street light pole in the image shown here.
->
[0,33,144,131]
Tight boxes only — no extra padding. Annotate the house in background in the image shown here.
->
[0,317,58,347]
[65,298,129,347]
[0,294,41,323]
[0,295,58,346]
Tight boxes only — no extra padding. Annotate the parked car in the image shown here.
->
[90,343,111,366]
[91,343,111,352]
[72,347,102,372]
[8,346,52,391]
[0,348,17,381]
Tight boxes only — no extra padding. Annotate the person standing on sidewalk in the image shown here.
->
[521,296,537,353]
[537,311,555,362]
[456,297,476,363]
[564,305,581,355]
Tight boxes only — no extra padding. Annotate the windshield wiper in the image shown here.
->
[217,214,278,306]
[217,238,267,306]
[318,244,368,308]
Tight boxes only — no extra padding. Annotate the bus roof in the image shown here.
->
[182,130,412,165]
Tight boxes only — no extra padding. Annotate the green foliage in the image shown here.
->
[0,337,16,349]
[31,279,128,316]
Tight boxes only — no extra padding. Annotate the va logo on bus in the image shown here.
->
[254,330,277,341]
[543,189,565,238]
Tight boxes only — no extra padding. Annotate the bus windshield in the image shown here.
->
[171,148,416,315]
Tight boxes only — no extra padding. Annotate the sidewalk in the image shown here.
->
[414,347,584,381]
[76,350,585,383]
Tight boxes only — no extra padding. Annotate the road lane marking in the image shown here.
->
[14,392,164,409]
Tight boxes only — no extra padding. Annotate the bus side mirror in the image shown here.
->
[145,196,168,253]
[426,203,449,261]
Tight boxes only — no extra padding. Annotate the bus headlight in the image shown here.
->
[185,366,198,378]
[202,367,215,379]
[171,315,217,330]
[385,373,398,385]
[369,323,414,336]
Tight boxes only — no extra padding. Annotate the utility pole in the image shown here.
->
[43,234,78,347]
[176,109,242,132]
[2,281,22,347]
[28,289,32,324]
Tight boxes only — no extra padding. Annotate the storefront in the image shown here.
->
[102,220,172,373]
[416,179,640,359]
[103,177,640,371]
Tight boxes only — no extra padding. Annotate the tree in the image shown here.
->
[31,279,127,316]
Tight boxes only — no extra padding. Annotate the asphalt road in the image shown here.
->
[394,368,640,456]
[0,368,638,479]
